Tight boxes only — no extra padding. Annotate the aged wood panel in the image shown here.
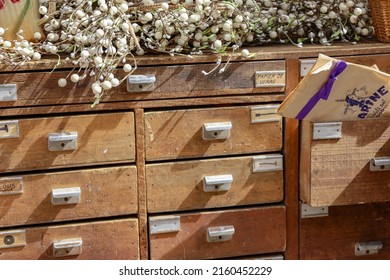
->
[0,219,139,260]
[340,54,390,73]
[135,109,149,260]
[0,61,284,108]
[146,155,283,212]
[284,58,300,260]
[145,105,282,161]
[149,206,286,260]
[300,119,390,206]
[0,95,285,116]
[0,112,136,172]
[1,42,390,72]
[0,166,138,227]
[300,203,390,260]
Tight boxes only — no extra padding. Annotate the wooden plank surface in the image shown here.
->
[0,61,285,108]
[0,218,139,260]
[145,105,282,161]
[300,119,390,206]
[1,41,390,72]
[283,58,300,260]
[146,155,283,212]
[134,109,148,260]
[149,206,286,260]
[300,202,390,260]
[0,112,136,172]
[0,166,138,227]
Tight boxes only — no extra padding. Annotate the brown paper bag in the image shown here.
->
[277,54,390,121]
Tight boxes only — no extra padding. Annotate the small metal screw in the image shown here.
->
[4,235,15,245]
[213,131,219,136]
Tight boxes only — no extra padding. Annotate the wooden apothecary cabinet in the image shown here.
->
[1,42,390,259]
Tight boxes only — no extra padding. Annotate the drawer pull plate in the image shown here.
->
[203,174,233,192]
[300,60,316,77]
[207,226,235,243]
[48,132,78,151]
[51,187,81,205]
[355,241,383,256]
[0,230,26,249]
[203,122,232,140]
[301,203,329,218]
[370,157,390,171]
[149,216,180,235]
[255,70,286,88]
[53,238,83,257]
[0,120,19,139]
[0,177,23,196]
[253,154,283,173]
[313,122,342,140]
[251,105,281,123]
[127,74,156,92]
[0,84,17,101]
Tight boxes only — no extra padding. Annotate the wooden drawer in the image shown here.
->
[300,203,390,260]
[300,119,390,206]
[149,206,286,260]
[147,155,284,213]
[0,218,139,260]
[0,61,285,107]
[0,112,135,172]
[145,105,282,161]
[0,166,137,227]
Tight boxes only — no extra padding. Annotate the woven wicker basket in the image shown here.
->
[369,0,390,42]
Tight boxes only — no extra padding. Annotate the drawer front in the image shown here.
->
[300,119,390,206]
[300,203,390,260]
[149,206,286,260]
[147,155,284,213]
[0,218,139,260]
[0,166,137,227]
[0,112,135,172]
[0,61,285,107]
[145,105,282,161]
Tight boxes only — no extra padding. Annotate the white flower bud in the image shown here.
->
[58,78,67,87]
[71,74,80,83]
[39,6,48,15]
[123,64,132,72]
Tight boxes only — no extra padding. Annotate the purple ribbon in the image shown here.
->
[296,60,348,120]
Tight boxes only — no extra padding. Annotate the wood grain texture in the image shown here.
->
[0,94,285,116]
[0,61,285,108]
[134,109,148,260]
[0,112,136,172]
[300,119,390,206]
[300,202,390,260]
[149,206,286,260]
[283,58,300,260]
[146,155,283,212]
[145,105,282,161]
[0,166,138,227]
[1,42,390,72]
[0,218,139,260]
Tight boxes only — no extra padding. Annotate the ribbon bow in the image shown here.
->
[296,60,348,120]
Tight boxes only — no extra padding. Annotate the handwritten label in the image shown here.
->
[255,70,286,88]
[0,177,23,195]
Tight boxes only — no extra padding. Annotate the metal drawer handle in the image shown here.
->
[53,238,83,257]
[0,84,17,101]
[203,174,233,192]
[355,241,383,256]
[0,230,26,249]
[202,122,232,140]
[370,157,390,171]
[51,187,81,205]
[48,132,78,151]
[127,74,156,92]
[0,120,19,139]
[207,225,235,243]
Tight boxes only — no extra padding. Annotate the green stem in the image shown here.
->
[13,0,31,37]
